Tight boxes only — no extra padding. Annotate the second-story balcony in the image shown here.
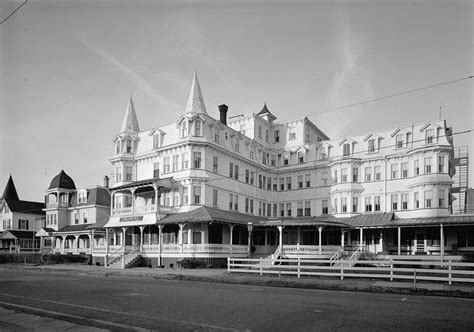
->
[111,205,175,217]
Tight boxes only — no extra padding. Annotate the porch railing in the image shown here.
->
[106,245,124,266]
[141,243,248,255]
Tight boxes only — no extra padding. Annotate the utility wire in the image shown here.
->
[307,75,473,117]
[0,0,28,24]
[202,129,473,184]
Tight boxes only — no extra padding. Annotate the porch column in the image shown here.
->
[379,230,383,254]
[158,224,163,267]
[154,184,159,212]
[278,225,284,255]
[359,228,363,248]
[139,226,144,253]
[440,224,444,264]
[229,224,234,255]
[105,228,109,266]
[74,235,79,250]
[122,227,127,269]
[318,226,323,255]
[397,227,401,255]
[40,237,44,252]
[297,227,301,249]
[340,229,345,249]
[247,222,254,257]
[130,189,136,214]
[178,223,184,253]
[90,229,95,264]
[110,191,115,216]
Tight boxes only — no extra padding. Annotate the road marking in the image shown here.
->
[0,300,147,332]
[0,292,241,331]
[314,309,324,313]
[378,297,424,303]
[125,293,149,297]
[401,298,407,301]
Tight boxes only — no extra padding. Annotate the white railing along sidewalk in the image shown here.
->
[227,257,474,285]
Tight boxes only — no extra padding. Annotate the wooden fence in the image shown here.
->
[227,257,474,285]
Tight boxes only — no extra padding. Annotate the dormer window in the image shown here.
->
[78,191,87,204]
[48,194,57,204]
[126,140,132,153]
[115,141,121,154]
[181,121,189,138]
[298,151,304,164]
[425,129,435,144]
[234,138,240,152]
[60,193,68,204]
[368,139,375,153]
[194,120,202,137]
[153,134,160,149]
[319,147,327,160]
[283,154,290,165]
[395,134,404,149]
[343,143,351,157]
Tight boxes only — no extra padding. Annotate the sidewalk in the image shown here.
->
[3,263,474,298]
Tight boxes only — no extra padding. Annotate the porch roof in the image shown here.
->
[110,177,173,191]
[257,216,350,227]
[0,230,36,240]
[345,213,474,228]
[159,206,268,225]
[55,223,101,234]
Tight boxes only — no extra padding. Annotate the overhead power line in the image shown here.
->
[307,75,473,118]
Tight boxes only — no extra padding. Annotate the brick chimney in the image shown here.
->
[218,104,228,125]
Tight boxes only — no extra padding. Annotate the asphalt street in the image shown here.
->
[0,269,473,331]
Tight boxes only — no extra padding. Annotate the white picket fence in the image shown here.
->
[227,257,474,285]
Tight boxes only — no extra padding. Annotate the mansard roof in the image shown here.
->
[1,175,19,200]
[120,95,140,133]
[69,187,111,207]
[184,71,207,115]
[48,170,76,190]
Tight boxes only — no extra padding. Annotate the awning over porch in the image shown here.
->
[104,213,158,228]
[345,213,474,228]
[258,216,351,227]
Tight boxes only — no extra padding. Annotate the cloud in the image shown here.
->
[80,37,180,114]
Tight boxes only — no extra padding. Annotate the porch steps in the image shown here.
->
[108,252,141,269]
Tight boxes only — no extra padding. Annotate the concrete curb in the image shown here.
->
[2,264,474,299]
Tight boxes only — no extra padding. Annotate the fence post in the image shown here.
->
[413,270,416,290]
[341,263,344,280]
[260,257,263,276]
[227,257,230,274]
[448,260,452,285]
[297,257,300,279]
[390,259,393,282]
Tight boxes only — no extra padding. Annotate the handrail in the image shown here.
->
[271,245,281,262]
[330,248,344,266]
[349,247,363,261]
[124,246,141,261]
[106,245,124,266]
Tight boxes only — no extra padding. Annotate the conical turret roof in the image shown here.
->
[48,170,76,190]
[120,95,140,133]
[184,71,207,115]
[1,175,19,200]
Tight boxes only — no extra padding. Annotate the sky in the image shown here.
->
[0,0,473,202]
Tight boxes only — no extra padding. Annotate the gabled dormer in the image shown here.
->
[148,128,166,150]
[177,113,207,138]
[338,138,356,157]
[316,141,332,160]
[363,133,382,153]
[419,122,442,145]
[390,127,411,149]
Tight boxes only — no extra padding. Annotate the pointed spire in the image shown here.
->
[2,175,19,201]
[184,71,207,115]
[120,95,140,133]
[258,102,270,115]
